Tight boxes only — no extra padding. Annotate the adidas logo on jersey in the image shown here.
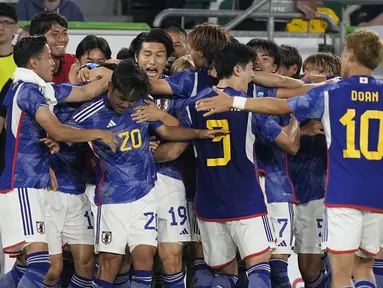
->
[278,240,287,247]
[107,120,116,128]
[179,228,189,235]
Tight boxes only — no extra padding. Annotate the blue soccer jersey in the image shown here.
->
[65,94,163,205]
[49,103,95,194]
[165,67,218,99]
[288,76,383,211]
[183,86,268,221]
[0,81,72,192]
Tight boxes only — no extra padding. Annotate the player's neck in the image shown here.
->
[0,42,13,57]
[217,78,247,93]
[348,65,373,77]
[52,56,61,74]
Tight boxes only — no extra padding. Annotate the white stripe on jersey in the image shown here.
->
[322,91,332,149]
[73,99,104,122]
[186,106,198,158]
[11,83,25,138]
[245,112,255,163]
[190,72,198,97]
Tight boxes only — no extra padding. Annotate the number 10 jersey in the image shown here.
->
[182,87,268,221]
[288,76,383,212]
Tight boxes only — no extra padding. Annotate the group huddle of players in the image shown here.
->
[0,9,383,288]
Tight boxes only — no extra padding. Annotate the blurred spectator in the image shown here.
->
[16,24,30,42]
[350,5,383,27]
[16,0,85,22]
[296,0,323,19]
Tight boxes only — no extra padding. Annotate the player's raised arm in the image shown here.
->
[252,71,305,89]
[153,142,189,163]
[196,86,292,117]
[35,106,118,152]
[155,124,229,142]
[149,78,173,95]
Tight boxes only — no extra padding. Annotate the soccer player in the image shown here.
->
[289,53,341,288]
[64,59,227,288]
[277,44,302,79]
[29,10,75,84]
[132,28,191,287]
[0,36,116,288]
[196,29,383,288]
[182,42,276,288]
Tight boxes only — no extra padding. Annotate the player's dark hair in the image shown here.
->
[127,32,148,60]
[75,35,112,60]
[165,26,187,38]
[29,10,68,36]
[214,43,255,80]
[280,44,302,79]
[13,36,47,68]
[246,38,281,68]
[188,23,231,66]
[230,36,240,45]
[111,59,152,101]
[136,29,174,58]
[116,48,131,60]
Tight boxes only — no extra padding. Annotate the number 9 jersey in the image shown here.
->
[288,76,383,212]
[182,87,268,221]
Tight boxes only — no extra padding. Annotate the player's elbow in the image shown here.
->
[286,140,300,155]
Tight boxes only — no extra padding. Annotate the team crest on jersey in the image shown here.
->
[36,221,45,234]
[155,99,169,111]
[102,231,112,244]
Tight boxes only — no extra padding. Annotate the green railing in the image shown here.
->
[18,21,151,30]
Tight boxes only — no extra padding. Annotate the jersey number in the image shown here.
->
[118,129,142,152]
[340,109,383,160]
[206,119,231,166]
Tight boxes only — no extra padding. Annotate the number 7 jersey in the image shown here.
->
[182,87,268,221]
[288,76,383,212]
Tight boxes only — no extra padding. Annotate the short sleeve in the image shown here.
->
[287,85,327,121]
[165,69,196,99]
[52,83,73,103]
[253,114,282,143]
[17,85,49,118]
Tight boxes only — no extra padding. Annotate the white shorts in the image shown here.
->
[294,198,324,254]
[187,201,201,242]
[197,216,274,268]
[268,202,294,255]
[0,188,47,255]
[45,191,94,255]
[154,174,191,243]
[322,207,383,258]
[94,188,158,255]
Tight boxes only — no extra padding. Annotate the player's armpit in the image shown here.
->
[153,142,189,163]
[253,72,304,89]
[149,78,173,95]
[274,117,300,155]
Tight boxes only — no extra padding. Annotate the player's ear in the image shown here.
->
[272,64,278,73]
[108,81,113,91]
[29,57,38,70]
[233,65,241,77]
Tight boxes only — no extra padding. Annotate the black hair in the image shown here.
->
[30,10,68,36]
[111,59,152,102]
[280,44,302,79]
[214,43,255,79]
[126,32,148,60]
[165,26,187,38]
[75,35,112,60]
[14,36,47,68]
[230,36,240,45]
[116,48,131,60]
[246,38,281,68]
[136,28,174,58]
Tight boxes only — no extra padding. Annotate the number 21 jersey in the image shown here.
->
[288,76,383,212]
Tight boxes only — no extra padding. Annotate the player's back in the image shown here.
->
[184,87,267,221]
[325,76,383,211]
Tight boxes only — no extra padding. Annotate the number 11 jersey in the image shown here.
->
[182,87,268,221]
[288,76,383,212]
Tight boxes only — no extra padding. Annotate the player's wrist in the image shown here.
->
[232,96,247,110]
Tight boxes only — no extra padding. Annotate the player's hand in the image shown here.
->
[89,67,113,82]
[296,0,317,19]
[301,120,324,136]
[132,100,164,123]
[195,86,234,117]
[68,59,81,84]
[199,129,230,139]
[150,136,160,153]
[40,137,60,154]
[48,167,58,191]
[303,74,327,84]
[77,66,91,83]
[97,130,118,153]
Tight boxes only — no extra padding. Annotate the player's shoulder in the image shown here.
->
[71,94,107,123]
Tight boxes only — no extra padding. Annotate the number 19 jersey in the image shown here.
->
[182,87,268,221]
[288,76,383,212]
